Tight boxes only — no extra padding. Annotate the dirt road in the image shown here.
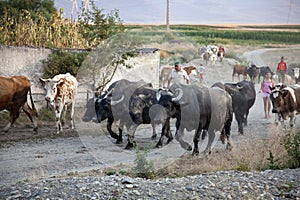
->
[1,46,300,187]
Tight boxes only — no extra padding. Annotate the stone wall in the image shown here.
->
[0,45,160,107]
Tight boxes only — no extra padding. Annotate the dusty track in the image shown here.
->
[1,46,300,186]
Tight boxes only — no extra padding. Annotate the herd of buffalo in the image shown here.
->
[1,63,300,155]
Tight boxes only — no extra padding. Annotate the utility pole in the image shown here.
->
[166,0,170,33]
[287,0,293,24]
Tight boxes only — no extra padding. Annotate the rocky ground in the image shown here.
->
[1,169,299,199]
[1,45,300,199]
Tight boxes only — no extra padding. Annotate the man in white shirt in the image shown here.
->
[168,61,190,88]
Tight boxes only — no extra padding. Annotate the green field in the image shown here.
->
[125,24,300,46]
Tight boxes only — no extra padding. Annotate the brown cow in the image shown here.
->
[183,66,197,75]
[232,64,248,81]
[159,66,173,88]
[0,76,38,132]
[269,85,300,126]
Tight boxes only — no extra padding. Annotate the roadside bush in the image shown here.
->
[42,49,88,78]
[282,131,300,168]
[133,146,155,179]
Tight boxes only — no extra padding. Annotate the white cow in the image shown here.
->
[292,67,300,84]
[40,73,78,134]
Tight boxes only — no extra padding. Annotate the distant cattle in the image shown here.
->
[288,66,300,84]
[40,73,78,134]
[203,51,210,65]
[183,65,197,75]
[0,76,38,132]
[209,45,219,65]
[154,83,233,156]
[212,81,256,134]
[292,68,300,84]
[247,64,260,83]
[247,65,275,84]
[159,66,173,88]
[232,64,248,81]
[270,84,300,127]
[258,66,275,83]
[217,46,225,62]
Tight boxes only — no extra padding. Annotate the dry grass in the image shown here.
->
[155,126,288,178]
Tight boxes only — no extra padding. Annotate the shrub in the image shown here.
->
[42,49,88,78]
[282,131,300,168]
[133,146,155,179]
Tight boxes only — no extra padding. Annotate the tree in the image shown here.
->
[78,0,124,47]
[0,0,56,21]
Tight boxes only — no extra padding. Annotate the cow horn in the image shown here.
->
[172,88,183,101]
[236,85,243,90]
[111,95,124,106]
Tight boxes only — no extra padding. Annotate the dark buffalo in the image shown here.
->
[82,80,122,123]
[85,79,172,149]
[247,64,260,83]
[154,83,233,156]
[258,66,275,83]
[212,80,256,134]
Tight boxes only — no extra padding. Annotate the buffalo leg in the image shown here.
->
[235,113,244,134]
[150,123,157,140]
[164,118,173,144]
[156,118,172,148]
[192,128,202,155]
[106,118,120,141]
[125,134,136,149]
[203,130,216,156]
[175,124,192,151]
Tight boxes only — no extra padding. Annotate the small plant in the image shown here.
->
[133,145,155,179]
[267,150,281,170]
[235,159,251,172]
[282,131,300,168]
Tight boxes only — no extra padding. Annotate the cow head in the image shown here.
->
[95,97,111,122]
[82,98,96,122]
[269,86,296,120]
[154,88,183,124]
[40,78,64,106]
[292,68,300,79]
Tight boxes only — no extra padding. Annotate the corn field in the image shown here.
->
[0,9,88,49]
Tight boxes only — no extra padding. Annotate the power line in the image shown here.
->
[166,0,170,33]
[287,0,293,24]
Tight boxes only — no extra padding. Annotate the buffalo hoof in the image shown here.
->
[192,150,199,156]
[33,127,38,134]
[110,133,119,140]
[125,143,133,150]
[125,141,136,150]
[155,143,163,148]
[187,145,192,151]
[166,137,173,144]
[151,134,157,140]
[116,139,123,144]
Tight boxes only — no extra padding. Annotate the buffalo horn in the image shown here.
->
[111,95,124,106]
[172,88,183,101]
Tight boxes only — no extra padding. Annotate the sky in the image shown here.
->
[55,0,300,25]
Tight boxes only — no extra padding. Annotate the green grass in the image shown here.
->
[125,24,300,46]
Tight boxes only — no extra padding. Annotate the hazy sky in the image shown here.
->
[55,0,300,24]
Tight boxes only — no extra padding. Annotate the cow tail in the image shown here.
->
[29,87,38,117]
